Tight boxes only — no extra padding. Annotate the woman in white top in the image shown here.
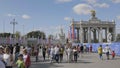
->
[66,46,72,63]
[3,47,13,68]
[0,47,5,68]
[50,46,54,63]
[23,49,31,68]
[104,45,111,60]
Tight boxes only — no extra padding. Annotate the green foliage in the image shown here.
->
[0,33,13,37]
[26,30,46,39]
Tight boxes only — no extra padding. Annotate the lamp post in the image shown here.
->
[10,19,17,45]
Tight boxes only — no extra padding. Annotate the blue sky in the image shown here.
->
[0,0,120,37]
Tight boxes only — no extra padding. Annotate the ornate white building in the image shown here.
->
[70,10,116,43]
[59,27,66,45]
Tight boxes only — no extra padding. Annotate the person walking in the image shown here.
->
[42,46,46,61]
[3,47,13,68]
[0,47,5,68]
[73,46,78,62]
[66,46,72,63]
[54,45,60,63]
[50,46,54,63]
[23,49,31,68]
[111,50,115,59]
[98,45,103,60]
[104,45,111,60]
[59,47,64,63]
[14,43,20,62]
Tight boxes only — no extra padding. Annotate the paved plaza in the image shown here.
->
[29,53,120,68]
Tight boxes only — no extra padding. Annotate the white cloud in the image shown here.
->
[22,14,31,19]
[117,15,120,20]
[94,3,109,8]
[55,0,72,3]
[112,0,120,3]
[64,17,71,21]
[7,13,16,17]
[73,4,93,15]
[86,0,97,4]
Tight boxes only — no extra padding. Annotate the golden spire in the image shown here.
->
[91,10,96,17]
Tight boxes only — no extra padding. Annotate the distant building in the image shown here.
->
[69,10,116,43]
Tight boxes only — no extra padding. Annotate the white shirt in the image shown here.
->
[3,54,11,66]
[105,46,111,52]
[0,60,5,68]
[67,48,72,55]
[54,47,59,54]
[50,48,54,55]
[23,54,28,62]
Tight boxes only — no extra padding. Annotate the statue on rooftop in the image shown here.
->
[91,10,96,17]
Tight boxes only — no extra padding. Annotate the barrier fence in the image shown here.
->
[72,42,120,56]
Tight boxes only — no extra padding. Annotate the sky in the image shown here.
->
[0,0,120,38]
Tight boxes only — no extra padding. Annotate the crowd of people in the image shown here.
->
[0,43,31,68]
[98,45,116,60]
[0,43,117,68]
[38,44,93,63]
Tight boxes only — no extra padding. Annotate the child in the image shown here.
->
[16,54,25,68]
[112,50,115,59]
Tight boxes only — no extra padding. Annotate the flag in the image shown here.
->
[70,25,75,40]
[68,30,70,39]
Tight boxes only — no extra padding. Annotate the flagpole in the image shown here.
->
[10,19,18,45]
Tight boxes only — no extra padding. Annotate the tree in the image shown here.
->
[48,34,54,40]
[15,31,21,39]
[26,30,46,39]
[0,33,12,37]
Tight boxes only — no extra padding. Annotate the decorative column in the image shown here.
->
[88,27,91,43]
[113,27,116,41]
[93,29,97,42]
[77,28,80,42]
[80,27,84,43]
[84,28,86,43]
[99,27,103,43]
[107,27,109,42]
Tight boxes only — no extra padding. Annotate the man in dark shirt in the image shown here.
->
[14,43,20,62]
[80,45,84,53]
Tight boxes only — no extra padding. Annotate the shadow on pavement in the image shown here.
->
[31,63,64,68]
[59,60,93,64]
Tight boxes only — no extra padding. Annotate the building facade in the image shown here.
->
[70,11,116,43]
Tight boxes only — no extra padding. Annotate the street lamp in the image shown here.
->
[10,19,18,45]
